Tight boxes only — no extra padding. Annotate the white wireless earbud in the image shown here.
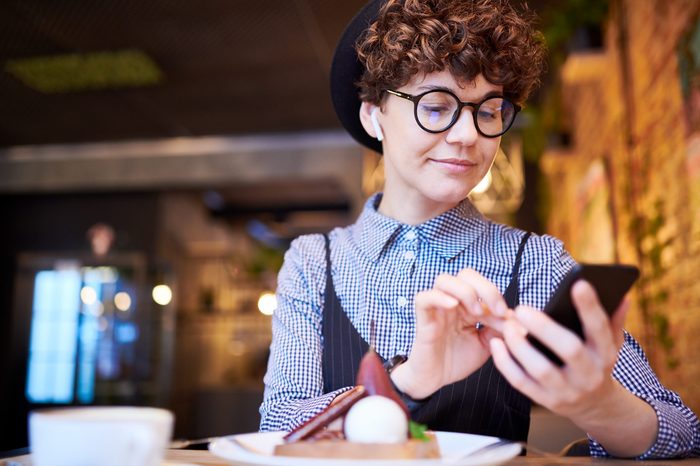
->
[370,108,384,141]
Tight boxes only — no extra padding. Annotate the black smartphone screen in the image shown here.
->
[527,263,640,366]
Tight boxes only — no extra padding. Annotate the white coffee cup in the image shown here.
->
[29,406,174,466]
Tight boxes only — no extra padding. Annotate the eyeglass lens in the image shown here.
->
[415,90,515,136]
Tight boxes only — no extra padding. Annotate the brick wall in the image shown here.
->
[540,0,700,414]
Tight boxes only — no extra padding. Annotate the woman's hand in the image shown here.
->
[489,280,658,457]
[390,269,508,399]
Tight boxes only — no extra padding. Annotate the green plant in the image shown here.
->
[624,148,679,370]
[631,199,678,369]
[246,245,285,279]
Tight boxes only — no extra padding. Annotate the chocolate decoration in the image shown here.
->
[283,386,368,443]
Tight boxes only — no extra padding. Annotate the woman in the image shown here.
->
[260,0,700,459]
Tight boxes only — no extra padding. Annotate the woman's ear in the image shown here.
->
[359,102,384,141]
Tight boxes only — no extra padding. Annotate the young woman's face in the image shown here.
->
[368,70,503,222]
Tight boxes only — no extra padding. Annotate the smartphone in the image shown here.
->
[527,263,640,366]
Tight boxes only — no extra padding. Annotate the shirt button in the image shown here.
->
[405,231,416,241]
[397,296,408,307]
[403,250,415,260]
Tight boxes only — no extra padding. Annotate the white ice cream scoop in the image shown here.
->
[344,395,408,443]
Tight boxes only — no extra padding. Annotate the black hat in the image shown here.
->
[330,0,386,154]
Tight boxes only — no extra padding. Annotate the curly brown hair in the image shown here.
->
[355,0,547,106]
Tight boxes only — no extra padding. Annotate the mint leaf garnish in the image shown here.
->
[409,420,430,441]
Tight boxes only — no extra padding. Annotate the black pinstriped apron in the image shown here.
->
[321,232,533,442]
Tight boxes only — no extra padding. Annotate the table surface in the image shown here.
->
[3,449,700,466]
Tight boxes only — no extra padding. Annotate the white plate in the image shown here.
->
[209,431,522,466]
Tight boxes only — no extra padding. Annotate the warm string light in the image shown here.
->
[152,284,172,306]
[114,291,132,312]
[80,286,97,305]
[257,292,277,316]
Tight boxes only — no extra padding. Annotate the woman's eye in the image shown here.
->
[477,108,499,120]
[420,105,450,114]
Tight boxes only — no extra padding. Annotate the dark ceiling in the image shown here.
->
[0,0,560,150]
[0,0,369,148]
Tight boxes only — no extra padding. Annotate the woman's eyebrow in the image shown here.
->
[416,85,504,100]
[416,84,453,92]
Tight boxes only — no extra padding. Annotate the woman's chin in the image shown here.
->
[422,191,473,209]
[426,184,475,204]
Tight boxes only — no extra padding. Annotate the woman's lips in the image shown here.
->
[429,158,477,174]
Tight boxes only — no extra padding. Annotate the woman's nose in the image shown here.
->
[444,109,479,146]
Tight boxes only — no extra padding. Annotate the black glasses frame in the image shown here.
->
[385,89,521,138]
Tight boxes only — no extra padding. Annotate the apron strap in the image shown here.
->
[503,232,532,308]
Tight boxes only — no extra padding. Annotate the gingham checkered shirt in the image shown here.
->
[260,193,700,459]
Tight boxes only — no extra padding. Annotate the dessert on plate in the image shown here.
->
[274,348,440,459]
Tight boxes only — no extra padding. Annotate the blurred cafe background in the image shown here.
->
[1,0,699,454]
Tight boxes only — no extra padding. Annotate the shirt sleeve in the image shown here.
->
[588,331,700,459]
[258,235,352,432]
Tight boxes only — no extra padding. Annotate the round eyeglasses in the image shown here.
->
[385,89,520,138]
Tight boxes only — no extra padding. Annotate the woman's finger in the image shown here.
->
[414,289,459,312]
[490,337,543,401]
[512,305,584,367]
[514,300,606,391]
[610,297,630,349]
[501,317,568,392]
[433,273,483,316]
[457,269,509,317]
[571,280,616,358]
[414,289,458,327]
[415,289,469,340]
[432,273,508,334]
[433,269,508,317]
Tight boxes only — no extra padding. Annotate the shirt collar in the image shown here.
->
[355,193,489,262]
[355,194,402,261]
